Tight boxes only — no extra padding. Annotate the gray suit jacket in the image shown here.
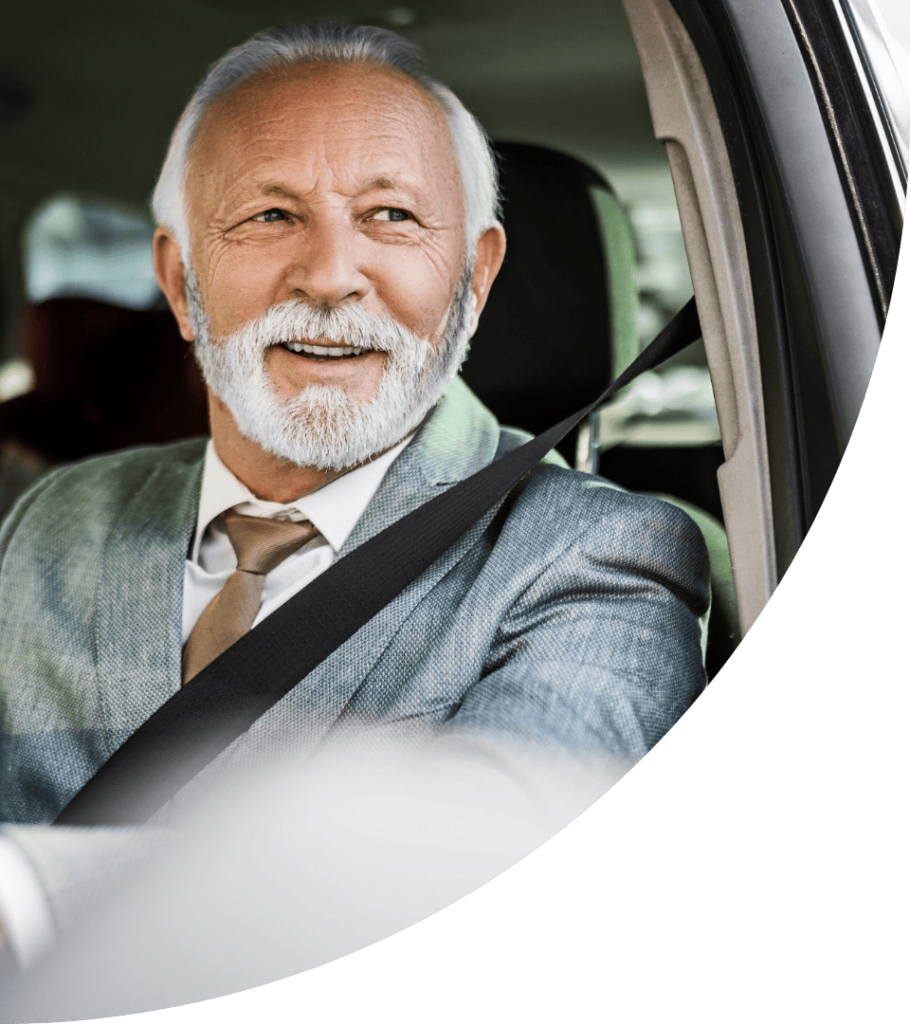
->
[0,378,708,932]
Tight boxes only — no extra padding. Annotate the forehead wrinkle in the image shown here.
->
[229,122,420,177]
[190,62,465,248]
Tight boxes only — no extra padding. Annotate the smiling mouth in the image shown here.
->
[278,341,374,362]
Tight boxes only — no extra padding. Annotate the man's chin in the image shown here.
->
[199,330,455,473]
[236,386,388,474]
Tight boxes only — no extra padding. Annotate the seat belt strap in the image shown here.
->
[54,297,702,826]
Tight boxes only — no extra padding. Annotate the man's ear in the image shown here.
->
[153,228,196,342]
[468,223,506,337]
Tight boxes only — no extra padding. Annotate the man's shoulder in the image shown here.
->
[493,421,684,528]
[19,437,206,499]
[491,433,710,594]
[0,438,208,550]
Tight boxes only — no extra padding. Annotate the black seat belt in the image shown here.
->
[54,298,702,827]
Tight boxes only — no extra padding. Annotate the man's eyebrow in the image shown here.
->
[353,177,397,197]
[250,177,416,202]
[256,182,302,202]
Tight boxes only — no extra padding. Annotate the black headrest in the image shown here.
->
[461,142,617,437]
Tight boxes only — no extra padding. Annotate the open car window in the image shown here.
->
[0,0,904,647]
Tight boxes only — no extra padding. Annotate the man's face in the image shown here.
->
[179,62,468,406]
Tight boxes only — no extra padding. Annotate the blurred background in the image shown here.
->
[0,0,717,513]
[0,0,694,358]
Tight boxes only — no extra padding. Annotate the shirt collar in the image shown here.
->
[191,434,414,562]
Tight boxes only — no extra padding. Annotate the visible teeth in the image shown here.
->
[285,342,366,357]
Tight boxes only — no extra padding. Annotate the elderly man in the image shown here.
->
[0,24,708,969]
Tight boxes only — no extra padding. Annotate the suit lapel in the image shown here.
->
[94,440,206,737]
[321,377,502,703]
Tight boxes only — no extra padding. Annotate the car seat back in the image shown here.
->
[463,142,638,453]
[466,141,739,677]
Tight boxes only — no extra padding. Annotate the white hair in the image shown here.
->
[151,23,500,261]
[187,264,473,471]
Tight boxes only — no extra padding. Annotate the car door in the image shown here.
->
[622,0,905,631]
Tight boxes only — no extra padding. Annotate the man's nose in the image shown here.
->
[284,218,370,308]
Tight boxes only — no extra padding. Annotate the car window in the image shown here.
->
[23,194,161,310]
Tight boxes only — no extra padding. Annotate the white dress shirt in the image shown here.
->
[183,434,413,643]
[0,433,412,967]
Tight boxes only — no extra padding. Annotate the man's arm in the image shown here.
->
[0,464,175,966]
[436,485,710,791]
[0,468,80,966]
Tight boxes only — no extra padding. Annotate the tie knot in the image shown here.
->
[220,509,319,576]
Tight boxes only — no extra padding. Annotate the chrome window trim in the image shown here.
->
[836,0,909,192]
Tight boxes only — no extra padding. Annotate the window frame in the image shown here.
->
[623,0,903,630]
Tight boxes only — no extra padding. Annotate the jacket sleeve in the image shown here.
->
[437,485,711,771]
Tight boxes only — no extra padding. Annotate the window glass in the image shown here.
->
[22,194,161,310]
[874,0,910,90]
[598,169,718,452]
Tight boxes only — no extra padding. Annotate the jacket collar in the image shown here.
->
[409,374,501,486]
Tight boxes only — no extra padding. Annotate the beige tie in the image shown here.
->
[182,509,320,684]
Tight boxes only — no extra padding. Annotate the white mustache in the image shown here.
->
[215,300,422,355]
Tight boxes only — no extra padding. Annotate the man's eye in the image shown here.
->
[373,208,411,222]
[253,209,287,223]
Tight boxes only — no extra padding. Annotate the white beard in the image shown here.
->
[186,269,473,471]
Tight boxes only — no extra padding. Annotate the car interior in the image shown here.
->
[0,0,903,679]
